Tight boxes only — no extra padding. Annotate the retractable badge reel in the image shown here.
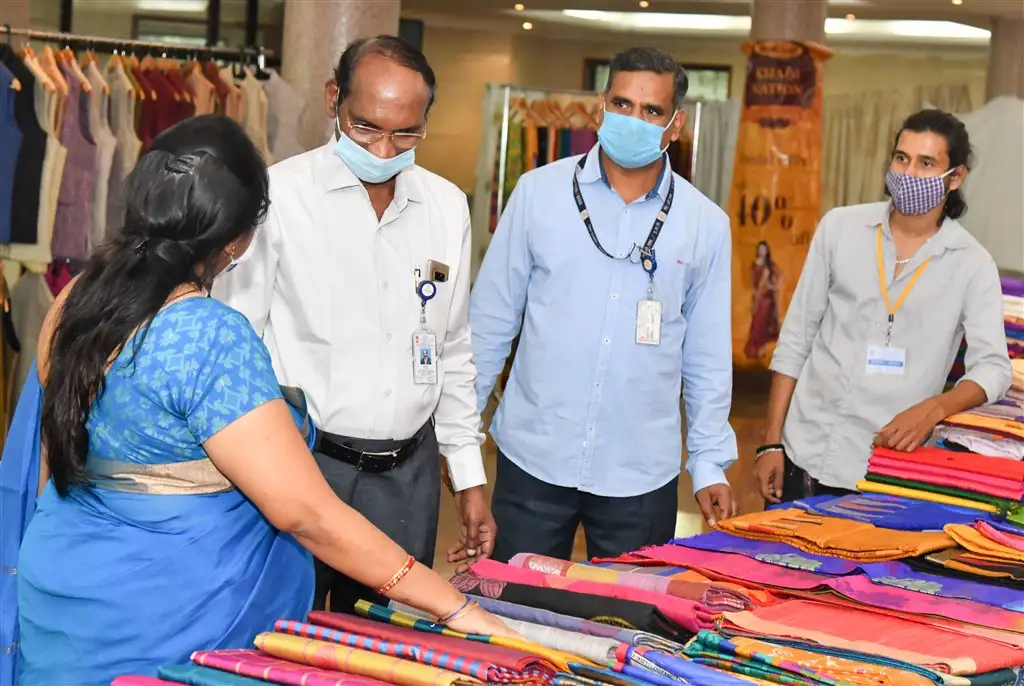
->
[636,251,662,346]
[413,270,438,385]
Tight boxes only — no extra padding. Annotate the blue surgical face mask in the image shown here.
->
[332,117,416,184]
[597,109,677,169]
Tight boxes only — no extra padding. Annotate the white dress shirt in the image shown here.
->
[213,142,486,491]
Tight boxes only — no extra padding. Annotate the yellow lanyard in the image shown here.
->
[876,225,929,345]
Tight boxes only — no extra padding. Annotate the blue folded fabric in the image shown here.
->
[785,492,994,531]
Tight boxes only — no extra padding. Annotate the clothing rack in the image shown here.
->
[492,84,704,217]
[1,25,276,66]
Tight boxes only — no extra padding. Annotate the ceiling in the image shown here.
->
[401,0,1024,24]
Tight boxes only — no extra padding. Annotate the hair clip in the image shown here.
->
[165,153,203,175]
[134,239,149,256]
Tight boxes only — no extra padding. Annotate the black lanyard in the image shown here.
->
[572,155,675,277]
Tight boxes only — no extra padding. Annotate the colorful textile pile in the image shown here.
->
[860,446,1024,523]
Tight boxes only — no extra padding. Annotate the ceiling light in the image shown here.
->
[845,13,856,20]
[952,0,963,4]
[522,21,533,30]
[639,0,650,7]
[514,3,525,10]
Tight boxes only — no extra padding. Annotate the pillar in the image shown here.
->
[750,0,827,44]
[986,17,1024,101]
[0,0,31,30]
[281,0,401,152]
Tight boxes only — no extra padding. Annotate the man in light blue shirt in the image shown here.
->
[469,47,738,562]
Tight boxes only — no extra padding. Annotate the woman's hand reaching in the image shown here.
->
[445,604,524,640]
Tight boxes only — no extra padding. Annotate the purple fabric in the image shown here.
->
[670,531,860,575]
[51,63,96,262]
[858,561,1024,612]
[1001,276,1024,297]
[778,493,993,531]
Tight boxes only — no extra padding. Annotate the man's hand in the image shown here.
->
[695,483,738,528]
[446,486,496,573]
[873,398,944,453]
[753,450,785,504]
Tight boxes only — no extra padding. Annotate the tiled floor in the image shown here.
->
[431,370,771,576]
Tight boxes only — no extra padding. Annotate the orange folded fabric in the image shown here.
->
[716,509,954,561]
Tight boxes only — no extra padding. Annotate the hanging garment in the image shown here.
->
[104,59,141,238]
[84,61,117,251]
[10,272,53,402]
[185,64,217,116]
[263,70,305,162]
[0,46,44,245]
[192,650,391,686]
[0,63,22,245]
[50,61,96,261]
[217,67,244,123]
[241,69,272,164]
[716,509,956,561]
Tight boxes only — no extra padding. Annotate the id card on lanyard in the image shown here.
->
[413,273,438,385]
[573,155,675,346]
[867,225,929,376]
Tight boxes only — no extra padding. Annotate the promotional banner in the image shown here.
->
[730,41,831,368]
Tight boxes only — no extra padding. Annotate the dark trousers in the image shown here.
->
[781,454,856,503]
[312,423,441,614]
[491,450,678,563]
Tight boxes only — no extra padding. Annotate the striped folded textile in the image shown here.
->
[254,633,479,686]
[192,649,391,686]
[278,617,556,683]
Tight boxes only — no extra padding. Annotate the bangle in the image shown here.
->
[756,443,785,459]
[378,555,415,595]
[438,599,477,625]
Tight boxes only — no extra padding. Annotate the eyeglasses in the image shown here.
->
[346,119,427,150]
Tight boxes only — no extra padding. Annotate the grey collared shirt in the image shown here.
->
[771,201,1011,490]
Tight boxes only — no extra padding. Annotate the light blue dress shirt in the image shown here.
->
[470,145,738,497]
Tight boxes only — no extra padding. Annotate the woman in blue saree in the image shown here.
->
[5,115,512,686]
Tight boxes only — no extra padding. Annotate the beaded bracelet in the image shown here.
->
[438,599,478,625]
[755,443,785,460]
[378,555,415,595]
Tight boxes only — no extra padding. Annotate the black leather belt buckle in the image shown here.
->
[355,450,402,473]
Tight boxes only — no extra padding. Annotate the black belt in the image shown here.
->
[316,427,422,474]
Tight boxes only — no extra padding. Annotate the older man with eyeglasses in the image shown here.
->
[214,35,493,614]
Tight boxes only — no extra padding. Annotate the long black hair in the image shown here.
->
[887,108,973,221]
[42,115,270,496]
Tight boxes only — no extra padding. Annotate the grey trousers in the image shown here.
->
[312,422,441,613]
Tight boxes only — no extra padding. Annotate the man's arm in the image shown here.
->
[682,211,738,496]
[875,258,1011,451]
[468,183,534,418]
[210,203,281,336]
[434,201,487,493]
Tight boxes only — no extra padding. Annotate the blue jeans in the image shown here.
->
[491,450,678,562]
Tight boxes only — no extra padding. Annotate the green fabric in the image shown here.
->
[158,664,267,685]
[864,474,1016,511]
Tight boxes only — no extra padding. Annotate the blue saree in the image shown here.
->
[4,299,316,686]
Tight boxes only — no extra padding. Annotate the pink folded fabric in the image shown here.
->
[469,559,714,632]
[193,649,392,686]
[976,521,1024,552]
[869,455,1024,500]
[111,679,178,685]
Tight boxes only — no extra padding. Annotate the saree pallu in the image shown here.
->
[254,632,480,686]
[783,493,987,532]
[193,649,404,686]
[508,554,751,613]
[463,595,688,656]
[615,644,750,686]
[721,599,1024,674]
[716,510,955,562]
[0,361,42,686]
[353,601,592,673]
[858,561,1024,612]
[467,560,714,633]
[683,631,935,686]
[449,574,686,641]
[591,563,776,608]
[608,546,828,590]
[387,600,621,666]
[279,617,557,683]
[673,532,860,575]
